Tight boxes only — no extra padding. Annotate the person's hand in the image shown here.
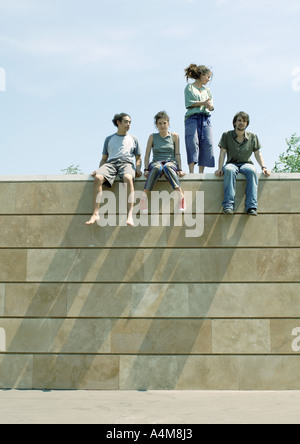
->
[144,170,149,178]
[263,168,271,177]
[135,169,142,178]
[177,171,186,178]
[204,99,214,111]
[215,169,224,177]
[90,171,97,177]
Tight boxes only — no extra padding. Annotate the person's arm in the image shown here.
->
[99,154,108,167]
[188,99,213,110]
[135,155,142,177]
[185,85,214,111]
[173,133,186,177]
[215,148,227,176]
[144,134,153,177]
[254,150,271,177]
[91,154,108,176]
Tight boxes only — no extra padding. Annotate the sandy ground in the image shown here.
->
[0,390,300,424]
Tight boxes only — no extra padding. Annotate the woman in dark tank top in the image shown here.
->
[141,111,186,214]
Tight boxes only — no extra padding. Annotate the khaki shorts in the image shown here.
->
[96,159,136,187]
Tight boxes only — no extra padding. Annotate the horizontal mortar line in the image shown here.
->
[1,352,300,357]
[1,317,300,321]
[3,281,300,285]
[1,212,300,216]
[2,281,300,285]
[1,246,300,250]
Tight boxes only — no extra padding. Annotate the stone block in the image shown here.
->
[26,249,82,282]
[0,183,16,214]
[270,320,300,354]
[120,355,239,390]
[111,319,212,354]
[4,283,68,317]
[212,320,270,354]
[67,283,132,318]
[0,250,27,281]
[0,354,33,389]
[15,182,62,214]
[32,355,119,390]
[188,283,300,318]
[239,356,300,390]
[0,319,111,353]
[257,249,300,282]
[0,285,5,316]
[131,283,189,318]
[149,248,258,283]
[278,214,300,246]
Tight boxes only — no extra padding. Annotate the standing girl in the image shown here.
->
[141,111,186,213]
[184,64,215,173]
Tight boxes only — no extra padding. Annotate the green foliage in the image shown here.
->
[273,134,300,173]
[61,164,84,175]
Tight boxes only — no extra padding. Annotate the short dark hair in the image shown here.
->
[112,113,131,127]
[233,111,250,128]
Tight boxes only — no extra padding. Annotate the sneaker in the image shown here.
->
[179,196,186,212]
[223,207,233,215]
[140,197,148,214]
[247,208,257,216]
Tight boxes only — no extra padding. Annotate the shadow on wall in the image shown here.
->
[0,176,276,389]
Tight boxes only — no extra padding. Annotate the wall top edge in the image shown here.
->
[0,173,299,183]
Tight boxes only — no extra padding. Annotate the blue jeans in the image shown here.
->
[185,114,215,167]
[222,163,258,212]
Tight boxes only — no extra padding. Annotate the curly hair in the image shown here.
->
[184,64,213,82]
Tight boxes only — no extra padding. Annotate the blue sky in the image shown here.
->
[0,0,299,175]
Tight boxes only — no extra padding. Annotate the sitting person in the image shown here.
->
[215,111,271,215]
[141,111,186,214]
[85,113,142,226]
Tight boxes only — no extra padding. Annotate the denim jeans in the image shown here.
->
[185,114,215,167]
[222,163,258,212]
[144,161,180,191]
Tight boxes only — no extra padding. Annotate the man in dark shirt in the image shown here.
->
[215,111,271,215]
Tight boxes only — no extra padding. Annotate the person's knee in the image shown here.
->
[243,165,257,177]
[94,174,104,184]
[223,164,236,175]
[123,174,134,184]
[162,164,171,173]
[152,163,163,173]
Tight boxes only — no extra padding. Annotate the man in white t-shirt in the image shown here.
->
[86,113,142,226]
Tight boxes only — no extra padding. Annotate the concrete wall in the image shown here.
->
[0,173,299,390]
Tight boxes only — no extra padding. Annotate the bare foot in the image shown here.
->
[127,213,134,227]
[85,213,100,225]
